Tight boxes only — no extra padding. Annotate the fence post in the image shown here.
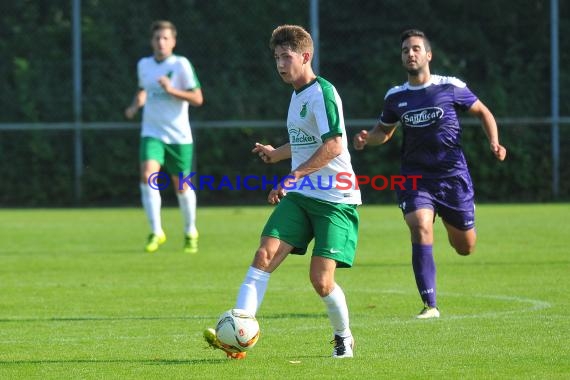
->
[72,0,83,204]
[551,0,560,198]
[550,0,560,198]
[310,0,319,75]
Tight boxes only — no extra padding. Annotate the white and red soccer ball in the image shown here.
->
[215,309,260,353]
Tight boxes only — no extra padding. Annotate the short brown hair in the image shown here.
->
[269,25,313,54]
[150,20,177,38]
[400,29,431,52]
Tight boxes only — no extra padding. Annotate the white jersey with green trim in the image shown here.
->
[138,54,201,144]
[286,77,361,205]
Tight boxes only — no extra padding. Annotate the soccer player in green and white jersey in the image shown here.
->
[205,25,361,359]
[125,20,203,254]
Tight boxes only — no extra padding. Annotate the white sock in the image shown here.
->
[322,284,351,337]
[177,190,197,235]
[235,266,270,316]
[140,183,163,235]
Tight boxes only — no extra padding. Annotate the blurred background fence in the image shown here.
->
[1,0,568,206]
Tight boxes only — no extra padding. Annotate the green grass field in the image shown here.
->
[1,204,569,379]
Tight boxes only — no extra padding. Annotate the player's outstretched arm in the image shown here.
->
[353,122,398,150]
[468,100,507,161]
[252,143,291,164]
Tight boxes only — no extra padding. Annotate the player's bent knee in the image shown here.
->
[311,282,331,297]
[252,247,273,269]
[309,276,334,297]
[407,222,434,244]
[455,243,475,256]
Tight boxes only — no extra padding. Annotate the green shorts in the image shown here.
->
[140,137,193,176]
[262,192,359,268]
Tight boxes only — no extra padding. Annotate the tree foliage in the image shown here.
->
[0,0,568,205]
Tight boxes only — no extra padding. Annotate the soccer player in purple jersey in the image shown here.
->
[353,29,507,319]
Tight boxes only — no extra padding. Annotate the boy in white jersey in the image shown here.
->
[204,25,361,359]
[125,20,203,254]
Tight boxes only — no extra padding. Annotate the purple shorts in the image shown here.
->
[396,172,475,230]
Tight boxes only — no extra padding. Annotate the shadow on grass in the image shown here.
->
[0,358,227,365]
[258,313,323,320]
[0,315,212,323]
[0,313,325,323]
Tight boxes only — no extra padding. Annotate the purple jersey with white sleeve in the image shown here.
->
[379,75,478,178]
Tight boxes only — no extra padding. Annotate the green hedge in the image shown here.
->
[1,124,567,206]
[1,0,569,205]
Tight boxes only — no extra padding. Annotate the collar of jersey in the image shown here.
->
[406,77,434,91]
[294,77,318,95]
[153,54,175,64]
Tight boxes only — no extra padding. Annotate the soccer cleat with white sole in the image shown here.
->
[184,230,199,254]
[203,328,247,359]
[331,334,354,358]
[145,233,166,253]
[416,306,440,319]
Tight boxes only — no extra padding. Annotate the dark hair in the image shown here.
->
[400,29,431,52]
[150,20,177,38]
